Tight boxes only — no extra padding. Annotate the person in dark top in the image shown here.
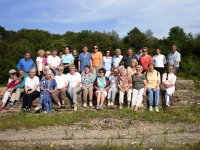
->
[72,49,79,70]
[121,48,137,68]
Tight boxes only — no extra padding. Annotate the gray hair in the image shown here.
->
[30,68,36,72]
[115,49,121,53]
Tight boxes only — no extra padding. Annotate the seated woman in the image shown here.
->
[0,73,21,111]
[118,66,132,109]
[35,70,57,113]
[94,68,110,110]
[52,66,67,108]
[145,63,160,112]
[107,67,119,106]
[66,65,82,111]
[81,65,96,107]
[131,65,147,111]
[162,66,176,108]
[22,68,40,112]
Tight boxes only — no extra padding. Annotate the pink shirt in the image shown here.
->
[162,73,176,93]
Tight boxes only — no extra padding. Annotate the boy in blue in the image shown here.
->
[17,52,35,73]
[78,45,92,72]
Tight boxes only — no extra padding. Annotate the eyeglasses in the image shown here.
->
[93,47,98,49]
[99,72,104,73]
[143,51,147,52]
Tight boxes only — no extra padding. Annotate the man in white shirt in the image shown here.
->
[153,48,167,79]
[47,48,61,75]
[167,44,181,74]
[112,49,123,68]
[52,66,67,108]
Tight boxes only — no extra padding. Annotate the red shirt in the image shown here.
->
[7,81,21,89]
[139,55,153,71]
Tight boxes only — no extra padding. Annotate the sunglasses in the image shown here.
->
[93,47,98,49]
[143,51,147,52]
[99,71,104,73]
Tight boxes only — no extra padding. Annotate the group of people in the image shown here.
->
[0,44,180,113]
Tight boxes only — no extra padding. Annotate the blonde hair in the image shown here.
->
[45,51,51,55]
[130,59,138,68]
[37,49,45,56]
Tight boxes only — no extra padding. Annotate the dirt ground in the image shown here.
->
[0,119,200,149]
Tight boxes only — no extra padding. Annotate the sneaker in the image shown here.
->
[155,106,159,112]
[74,105,77,111]
[96,105,100,110]
[119,103,122,110]
[89,101,93,107]
[99,105,103,110]
[110,101,114,106]
[107,101,111,106]
[35,104,42,111]
[83,102,87,108]
[149,106,153,112]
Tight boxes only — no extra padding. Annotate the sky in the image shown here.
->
[0,0,200,38]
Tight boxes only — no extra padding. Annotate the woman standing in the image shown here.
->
[94,68,110,110]
[36,49,45,79]
[139,47,153,72]
[22,68,40,112]
[66,65,82,111]
[102,50,112,77]
[131,65,147,111]
[127,59,138,76]
[61,47,74,74]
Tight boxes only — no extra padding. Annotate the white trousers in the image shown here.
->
[2,91,11,104]
[119,89,132,103]
[131,88,144,106]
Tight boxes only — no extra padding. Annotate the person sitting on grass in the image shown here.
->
[131,65,147,111]
[161,66,176,108]
[145,63,161,112]
[22,68,40,112]
[81,65,96,107]
[94,68,110,110]
[107,67,119,107]
[118,66,132,109]
[35,70,57,113]
[0,73,21,111]
[66,65,82,111]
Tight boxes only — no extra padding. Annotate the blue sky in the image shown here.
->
[0,0,199,38]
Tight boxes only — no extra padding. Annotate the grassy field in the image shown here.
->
[0,106,200,131]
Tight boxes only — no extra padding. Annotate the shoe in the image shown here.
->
[83,102,87,108]
[119,103,122,110]
[96,105,100,110]
[110,101,114,106]
[134,106,138,112]
[99,105,103,110]
[89,101,93,107]
[13,101,20,108]
[26,109,31,113]
[107,101,111,106]
[0,106,5,111]
[155,106,159,112]
[35,104,42,111]
[74,105,77,111]
[149,106,153,112]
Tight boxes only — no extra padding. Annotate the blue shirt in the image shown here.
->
[167,51,181,67]
[61,54,74,64]
[17,58,35,73]
[79,52,92,71]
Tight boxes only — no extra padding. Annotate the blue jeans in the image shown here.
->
[147,87,160,107]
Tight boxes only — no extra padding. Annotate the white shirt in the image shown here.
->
[25,76,40,92]
[103,56,112,71]
[112,55,123,67]
[109,75,118,88]
[66,72,81,89]
[47,55,61,68]
[55,74,68,89]
[167,51,181,67]
[153,54,167,68]
[36,57,43,71]
[162,72,176,94]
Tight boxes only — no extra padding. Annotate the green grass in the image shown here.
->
[0,106,200,131]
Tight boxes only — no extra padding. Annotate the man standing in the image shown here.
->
[153,48,167,79]
[121,48,137,68]
[112,49,123,68]
[17,52,35,74]
[47,48,61,75]
[167,44,181,74]
[78,45,92,72]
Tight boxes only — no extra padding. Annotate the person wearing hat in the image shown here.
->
[8,69,17,84]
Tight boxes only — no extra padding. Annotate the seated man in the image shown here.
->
[0,73,21,111]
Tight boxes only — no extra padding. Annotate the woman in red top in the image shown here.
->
[139,47,153,72]
[0,73,21,111]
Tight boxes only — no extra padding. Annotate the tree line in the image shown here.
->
[0,25,200,84]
